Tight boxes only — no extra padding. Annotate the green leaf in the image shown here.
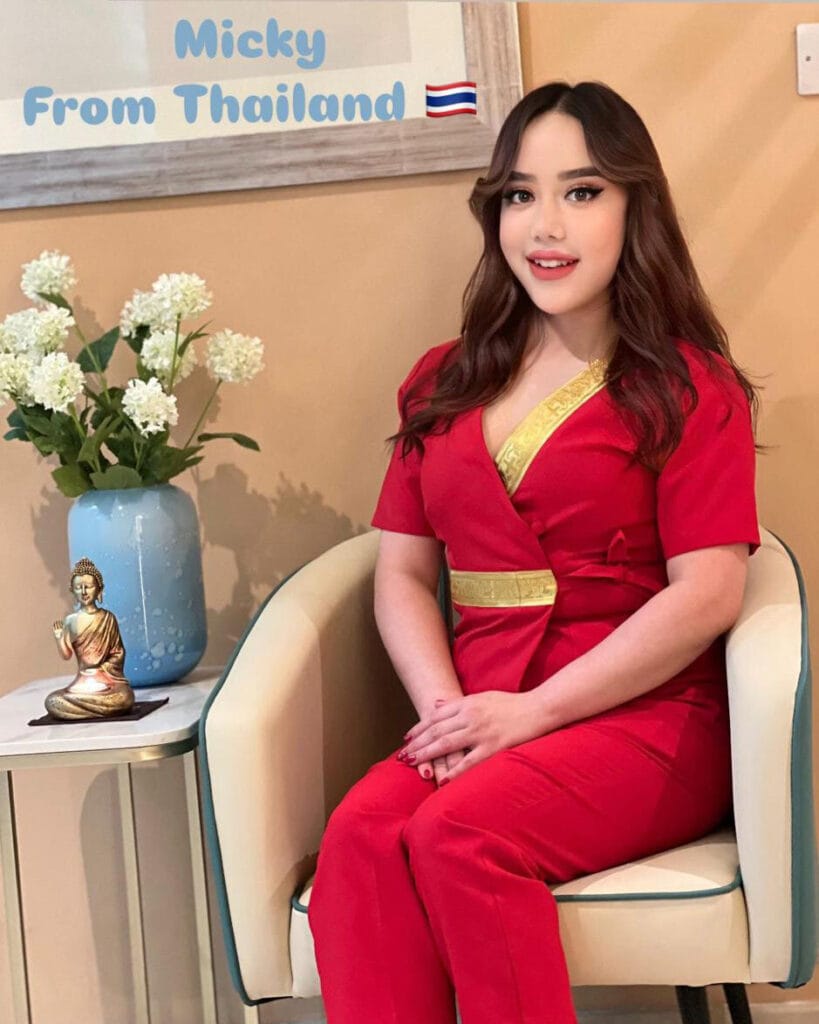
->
[50,411,82,460]
[144,445,188,482]
[37,292,72,311]
[4,427,28,441]
[178,319,214,355]
[135,356,154,383]
[89,465,144,490]
[6,408,25,429]
[78,415,118,464]
[123,323,150,355]
[198,431,260,452]
[17,406,54,437]
[77,327,118,374]
[52,463,92,497]
[101,434,136,464]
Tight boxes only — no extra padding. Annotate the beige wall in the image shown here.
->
[1,3,817,1021]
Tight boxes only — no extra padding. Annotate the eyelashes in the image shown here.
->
[501,186,604,205]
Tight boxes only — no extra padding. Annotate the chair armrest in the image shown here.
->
[725,527,817,985]
[199,530,415,1002]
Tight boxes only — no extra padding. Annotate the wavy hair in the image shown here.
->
[388,80,761,470]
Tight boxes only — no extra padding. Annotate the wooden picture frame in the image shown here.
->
[0,2,522,210]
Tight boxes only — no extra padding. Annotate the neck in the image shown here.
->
[529,313,618,365]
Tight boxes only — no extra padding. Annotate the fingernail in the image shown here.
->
[422,768,432,779]
[440,777,450,785]
[396,752,406,761]
[405,754,416,764]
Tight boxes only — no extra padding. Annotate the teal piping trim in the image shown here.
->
[769,532,817,989]
[553,866,742,903]
[198,562,309,1008]
[291,866,743,914]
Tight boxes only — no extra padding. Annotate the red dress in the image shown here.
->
[307,335,760,1024]
[371,335,760,706]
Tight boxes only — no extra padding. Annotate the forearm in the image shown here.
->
[374,573,462,717]
[528,581,736,733]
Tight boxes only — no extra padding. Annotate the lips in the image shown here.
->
[527,250,578,263]
[527,259,579,281]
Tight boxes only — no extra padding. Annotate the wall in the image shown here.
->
[0,3,817,1021]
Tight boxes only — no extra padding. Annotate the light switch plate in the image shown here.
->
[796,24,819,95]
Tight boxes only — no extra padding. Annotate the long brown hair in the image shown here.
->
[388,80,761,470]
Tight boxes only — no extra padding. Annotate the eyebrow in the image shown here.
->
[508,166,603,182]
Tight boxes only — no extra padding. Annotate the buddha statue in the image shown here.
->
[45,557,136,720]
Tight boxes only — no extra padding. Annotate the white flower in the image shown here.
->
[150,273,212,323]
[29,351,85,414]
[122,376,178,437]
[141,329,197,387]
[205,329,264,384]
[0,352,36,406]
[0,307,75,362]
[120,289,173,339]
[20,250,77,305]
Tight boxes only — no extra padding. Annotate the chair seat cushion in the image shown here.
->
[289,825,750,996]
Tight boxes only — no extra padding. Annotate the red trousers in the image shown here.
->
[307,685,733,1024]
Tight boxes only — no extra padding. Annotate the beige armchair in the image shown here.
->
[198,527,817,1023]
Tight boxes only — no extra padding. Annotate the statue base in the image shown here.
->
[28,697,170,726]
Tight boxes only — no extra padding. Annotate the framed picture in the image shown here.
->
[0,1,522,210]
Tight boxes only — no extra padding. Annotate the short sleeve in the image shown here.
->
[369,351,437,537]
[656,349,760,559]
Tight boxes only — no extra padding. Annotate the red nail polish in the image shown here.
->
[440,777,450,785]
[405,754,416,764]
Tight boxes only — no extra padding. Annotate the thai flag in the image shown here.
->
[425,81,477,118]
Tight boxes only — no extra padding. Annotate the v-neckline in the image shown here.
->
[478,358,609,496]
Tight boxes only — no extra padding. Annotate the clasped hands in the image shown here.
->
[397,689,545,785]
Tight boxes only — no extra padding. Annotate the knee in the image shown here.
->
[318,788,405,866]
[401,801,472,870]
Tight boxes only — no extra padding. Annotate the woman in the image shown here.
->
[307,80,760,1024]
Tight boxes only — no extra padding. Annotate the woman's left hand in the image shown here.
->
[397,690,546,783]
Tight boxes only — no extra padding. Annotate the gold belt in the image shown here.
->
[448,568,557,608]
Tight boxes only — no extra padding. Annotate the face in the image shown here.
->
[72,574,100,607]
[499,111,629,327]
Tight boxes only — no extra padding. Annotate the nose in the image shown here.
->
[531,197,565,241]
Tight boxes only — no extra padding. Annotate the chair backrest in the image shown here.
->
[724,527,816,985]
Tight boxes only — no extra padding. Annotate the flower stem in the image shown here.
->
[184,379,221,448]
[69,302,111,403]
[134,436,145,474]
[167,315,182,392]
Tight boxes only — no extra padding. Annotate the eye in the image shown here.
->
[501,187,532,204]
[568,185,604,202]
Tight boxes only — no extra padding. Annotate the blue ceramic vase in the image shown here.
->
[67,484,207,688]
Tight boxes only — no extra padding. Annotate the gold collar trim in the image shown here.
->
[494,358,609,496]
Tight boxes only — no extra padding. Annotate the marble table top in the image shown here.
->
[0,665,223,765]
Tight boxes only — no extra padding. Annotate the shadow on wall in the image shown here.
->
[194,461,368,667]
[29,458,368,675]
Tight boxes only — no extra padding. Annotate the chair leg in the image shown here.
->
[723,983,754,1024]
[675,985,712,1024]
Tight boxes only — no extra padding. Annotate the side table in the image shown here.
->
[0,665,223,1024]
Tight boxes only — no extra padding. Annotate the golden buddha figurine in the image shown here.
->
[45,557,136,720]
